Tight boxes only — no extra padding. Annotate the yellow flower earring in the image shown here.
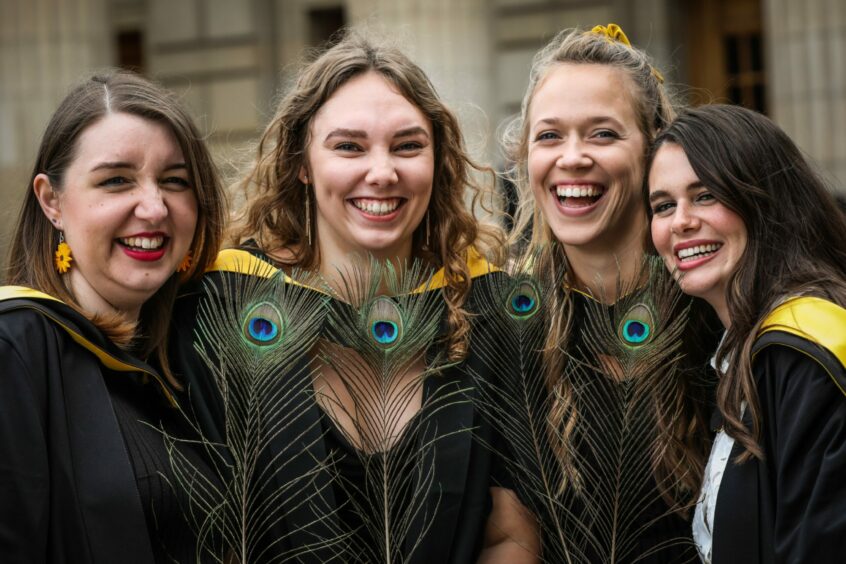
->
[55,232,73,274]
[177,250,193,273]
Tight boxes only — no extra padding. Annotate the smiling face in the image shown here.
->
[648,143,748,325]
[35,112,197,319]
[302,71,434,268]
[527,63,648,256]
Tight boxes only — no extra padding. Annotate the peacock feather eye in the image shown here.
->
[243,302,284,346]
[507,281,540,319]
[618,303,654,347]
[366,296,403,350]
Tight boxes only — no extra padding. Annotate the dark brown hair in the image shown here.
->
[7,69,226,386]
[648,104,846,460]
[230,30,504,361]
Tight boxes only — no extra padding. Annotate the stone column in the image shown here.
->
[345,0,496,163]
[764,0,846,190]
[0,0,111,260]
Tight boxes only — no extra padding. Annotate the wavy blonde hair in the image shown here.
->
[229,30,504,361]
[502,28,709,512]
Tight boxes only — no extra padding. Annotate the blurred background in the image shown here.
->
[2,0,844,262]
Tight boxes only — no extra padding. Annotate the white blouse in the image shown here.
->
[692,336,735,563]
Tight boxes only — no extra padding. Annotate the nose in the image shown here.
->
[134,181,168,223]
[671,201,699,234]
[555,138,592,170]
[365,152,399,187]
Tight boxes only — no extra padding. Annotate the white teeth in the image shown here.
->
[352,198,401,216]
[677,243,722,261]
[120,236,165,250]
[555,185,602,198]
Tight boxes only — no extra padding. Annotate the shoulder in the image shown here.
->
[0,287,79,344]
[754,296,846,397]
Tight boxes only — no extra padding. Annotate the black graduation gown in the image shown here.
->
[0,287,170,564]
[711,297,846,563]
[169,248,508,563]
[562,291,712,564]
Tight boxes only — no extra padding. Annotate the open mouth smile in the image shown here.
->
[349,197,406,217]
[551,183,606,214]
[117,234,169,261]
[676,243,722,262]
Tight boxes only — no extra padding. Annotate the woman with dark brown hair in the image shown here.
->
[170,30,538,562]
[0,70,226,562]
[648,103,846,563]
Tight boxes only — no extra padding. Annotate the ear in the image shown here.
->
[33,173,63,229]
[298,166,309,185]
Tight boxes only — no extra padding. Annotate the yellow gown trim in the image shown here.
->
[0,285,177,406]
[758,296,846,396]
[209,247,500,294]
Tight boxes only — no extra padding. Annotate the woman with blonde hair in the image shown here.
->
[490,25,719,562]
[171,31,539,562]
[0,70,226,562]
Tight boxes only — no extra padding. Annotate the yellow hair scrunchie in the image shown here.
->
[590,23,632,47]
[589,23,665,84]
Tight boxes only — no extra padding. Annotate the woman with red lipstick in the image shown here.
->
[648,104,846,563]
[495,25,718,562]
[169,31,539,562]
[0,70,226,562]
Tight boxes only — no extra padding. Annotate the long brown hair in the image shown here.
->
[6,70,226,386]
[649,104,846,461]
[502,27,710,510]
[230,30,504,361]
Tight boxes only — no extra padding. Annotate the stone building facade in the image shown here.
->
[2,0,844,259]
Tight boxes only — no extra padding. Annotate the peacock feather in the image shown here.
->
[311,256,467,563]
[470,252,696,562]
[160,257,344,563]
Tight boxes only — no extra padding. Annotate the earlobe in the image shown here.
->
[33,173,63,228]
[298,166,309,185]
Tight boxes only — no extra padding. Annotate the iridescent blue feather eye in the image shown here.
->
[243,302,284,346]
[507,281,540,319]
[618,303,654,348]
[366,297,403,350]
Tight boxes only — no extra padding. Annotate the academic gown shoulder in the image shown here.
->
[168,248,507,563]
[712,297,846,563]
[0,287,166,564]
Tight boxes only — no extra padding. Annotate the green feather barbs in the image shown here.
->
[242,301,284,346]
[618,303,655,347]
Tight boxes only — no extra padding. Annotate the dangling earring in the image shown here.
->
[177,250,192,273]
[55,232,73,274]
[425,211,431,249]
[305,184,313,246]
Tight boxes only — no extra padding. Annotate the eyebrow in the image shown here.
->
[531,115,624,131]
[89,162,188,173]
[324,126,430,142]
[648,181,706,203]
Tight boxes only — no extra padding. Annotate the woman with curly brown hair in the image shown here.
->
[648,104,846,563]
[170,30,538,563]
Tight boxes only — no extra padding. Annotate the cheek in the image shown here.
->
[650,218,671,255]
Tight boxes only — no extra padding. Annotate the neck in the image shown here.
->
[316,235,414,297]
[563,234,646,303]
[68,270,141,321]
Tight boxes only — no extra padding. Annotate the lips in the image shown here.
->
[117,233,168,261]
[349,197,406,218]
[672,240,723,270]
[550,183,606,215]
